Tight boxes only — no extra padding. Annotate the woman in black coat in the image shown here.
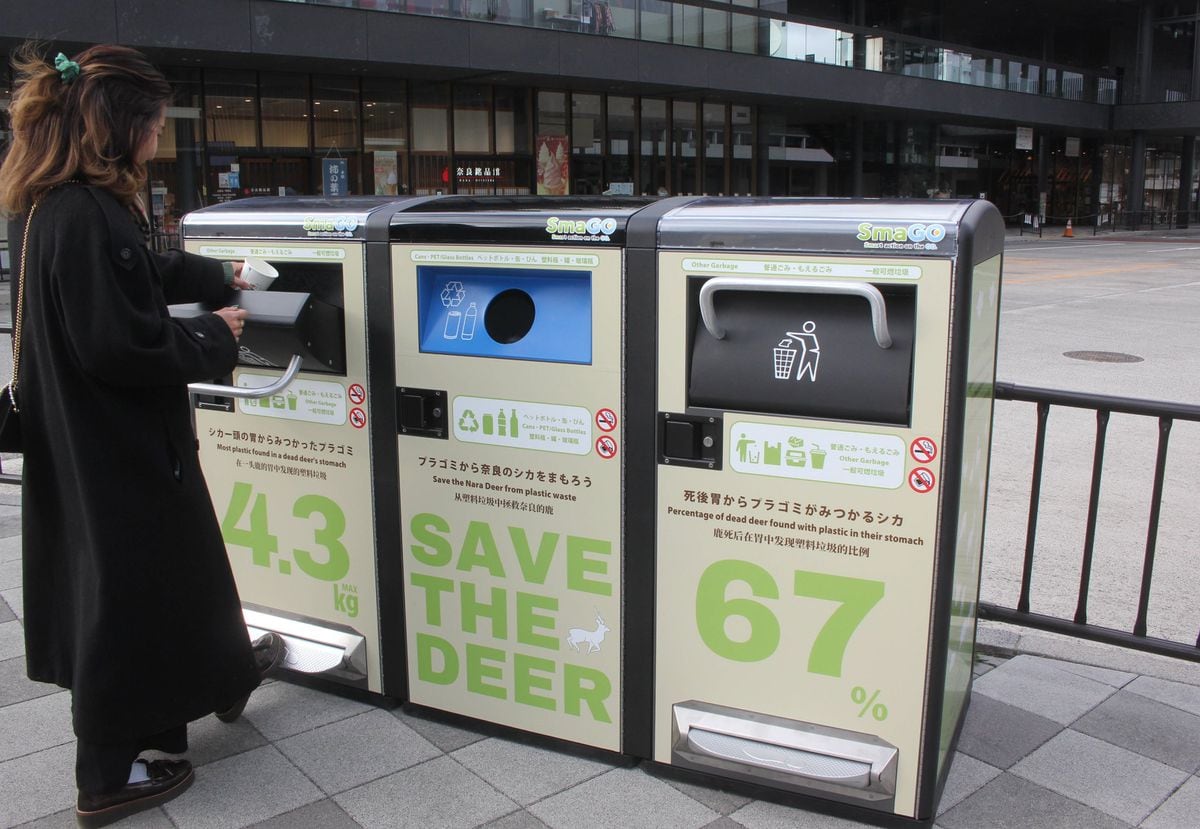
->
[0,44,279,826]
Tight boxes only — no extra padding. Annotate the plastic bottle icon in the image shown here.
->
[498,409,507,436]
[462,303,478,341]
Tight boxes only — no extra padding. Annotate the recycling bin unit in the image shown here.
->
[390,197,654,750]
[181,196,426,694]
[629,199,1004,819]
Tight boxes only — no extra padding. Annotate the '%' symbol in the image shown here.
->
[851,686,889,721]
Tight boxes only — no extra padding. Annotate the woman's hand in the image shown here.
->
[214,306,248,341]
[228,261,254,291]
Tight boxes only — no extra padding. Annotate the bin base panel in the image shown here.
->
[671,701,898,806]
[243,608,368,687]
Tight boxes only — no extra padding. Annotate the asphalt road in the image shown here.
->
[984,234,1200,648]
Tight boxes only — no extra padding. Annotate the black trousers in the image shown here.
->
[75,725,188,795]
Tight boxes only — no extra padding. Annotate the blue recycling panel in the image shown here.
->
[416,266,592,364]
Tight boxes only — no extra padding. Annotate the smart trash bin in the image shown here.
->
[389,196,653,751]
[624,198,1004,820]
[179,196,429,694]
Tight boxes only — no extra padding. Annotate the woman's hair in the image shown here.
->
[0,42,172,215]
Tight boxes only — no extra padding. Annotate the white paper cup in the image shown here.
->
[241,257,279,291]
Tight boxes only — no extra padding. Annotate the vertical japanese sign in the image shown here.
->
[323,157,350,197]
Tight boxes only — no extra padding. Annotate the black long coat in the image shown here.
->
[10,184,259,744]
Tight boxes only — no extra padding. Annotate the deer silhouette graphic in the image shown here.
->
[565,611,610,654]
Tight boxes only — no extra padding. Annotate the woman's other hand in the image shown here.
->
[214,306,248,341]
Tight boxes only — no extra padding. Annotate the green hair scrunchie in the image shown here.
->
[54,52,80,84]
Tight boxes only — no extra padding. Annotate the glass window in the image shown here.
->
[731,104,753,195]
[572,93,604,195]
[412,83,450,194]
[363,79,409,196]
[494,87,530,154]
[673,100,698,194]
[673,5,702,47]
[731,3,759,55]
[607,95,636,193]
[313,76,359,150]
[454,84,491,154]
[260,73,309,150]
[641,0,671,43]
[703,9,729,51]
[412,83,449,152]
[363,79,409,150]
[536,91,569,194]
[640,97,668,194]
[205,70,258,148]
[702,102,727,194]
[572,94,603,156]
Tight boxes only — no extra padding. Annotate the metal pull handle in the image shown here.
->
[698,277,893,349]
[188,354,304,398]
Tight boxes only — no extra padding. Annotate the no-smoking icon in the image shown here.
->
[910,436,937,464]
[595,408,617,432]
[595,435,618,459]
[348,383,366,405]
[349,407,367,429]
[909,467,935,493]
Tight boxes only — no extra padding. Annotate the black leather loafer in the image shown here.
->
[76,758,193,827]
[215,632,286,723]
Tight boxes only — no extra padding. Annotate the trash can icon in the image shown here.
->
[773,338,798,379]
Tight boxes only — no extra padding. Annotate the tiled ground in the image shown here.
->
[0,493,1197,828]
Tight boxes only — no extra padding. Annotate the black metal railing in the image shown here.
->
[982,382,1200,662]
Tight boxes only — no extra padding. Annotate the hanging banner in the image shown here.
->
[323,157,350,197]
[373,151,399,195]
[1015,126,1034,151]
[536,135,569,196]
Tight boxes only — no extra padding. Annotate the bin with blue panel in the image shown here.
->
[623,198,1005,821]
[389,197,662,753]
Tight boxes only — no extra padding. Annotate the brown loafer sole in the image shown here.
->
[76,763,194,827]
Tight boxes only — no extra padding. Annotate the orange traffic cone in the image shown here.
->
[1063,219,1074,238]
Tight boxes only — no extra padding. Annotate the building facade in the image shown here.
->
[3,0,1199,237]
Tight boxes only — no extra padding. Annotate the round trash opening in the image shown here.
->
[485,289,536,344]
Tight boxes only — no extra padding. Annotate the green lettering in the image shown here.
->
[566,536,612,596]
[856,222,872,241]
[695,559,780,662]
[513,653,556,711]
[458,521,506,577]
[465,643,507,700]
[510,526,558,585]
[416,633,457,685]
[461,582,508,640]
[410,572,455,626]
[563,664,612,723]
[515,591,559,650]
[410,512,452,567]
